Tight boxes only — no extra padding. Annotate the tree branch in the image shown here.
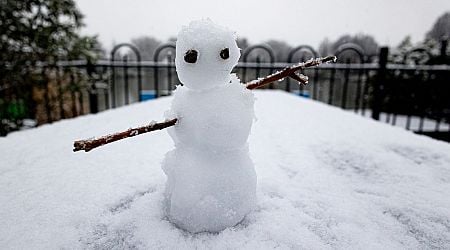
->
[73,118,178,152]
[245,55,337,89]
[73,56,336,152]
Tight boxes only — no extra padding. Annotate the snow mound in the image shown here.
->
[1,90,450,249]
[164,77,256,233]
[166,19,256,233]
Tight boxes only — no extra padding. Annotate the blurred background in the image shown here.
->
[1,0,449,141]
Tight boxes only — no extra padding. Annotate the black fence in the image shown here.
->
[1,41,449,141]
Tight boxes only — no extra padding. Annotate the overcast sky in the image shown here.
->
[75,0,450,50]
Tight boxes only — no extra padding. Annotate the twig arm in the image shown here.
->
[73,56,336,153]
[73,118,178,152]
[245,55,336,90]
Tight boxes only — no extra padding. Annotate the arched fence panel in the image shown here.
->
[110,43,142,108]
[287,46,319,97]
[240,45,276,86]
[332,44,366,109]
[153,44,176,98]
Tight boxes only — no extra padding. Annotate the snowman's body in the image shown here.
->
[161,20,257,233]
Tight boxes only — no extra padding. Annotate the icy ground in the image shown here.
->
[1,90,450,249]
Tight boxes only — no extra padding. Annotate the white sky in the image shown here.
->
[75,0,450,50]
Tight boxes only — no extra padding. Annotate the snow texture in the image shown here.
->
[163,77,256,233]
[175,19,240,90]
[164,20,256,233]
[1,91,450,249]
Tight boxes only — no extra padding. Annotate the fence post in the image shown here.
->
[372,47,388,120]
[440,39,448,63]
[87,61,98,114]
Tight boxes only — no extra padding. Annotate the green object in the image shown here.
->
[6,99,27,120]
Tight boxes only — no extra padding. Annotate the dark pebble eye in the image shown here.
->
[220,48,229,60]
[184,49,198,63]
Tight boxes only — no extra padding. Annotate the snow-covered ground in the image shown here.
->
[1,90,450,249]
[356,110,450,132]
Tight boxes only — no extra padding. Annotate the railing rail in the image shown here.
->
[33,60,450,71]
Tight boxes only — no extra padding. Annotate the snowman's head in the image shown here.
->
[175,19,240,90]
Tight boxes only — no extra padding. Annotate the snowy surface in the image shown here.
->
[1,90,450,249]
[356,110,450,132]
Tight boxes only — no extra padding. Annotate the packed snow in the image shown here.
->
[1,90,450,249]
[163,20,256,233]
[175,19,240,90]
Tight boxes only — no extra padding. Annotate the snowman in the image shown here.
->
[161,19,257,233]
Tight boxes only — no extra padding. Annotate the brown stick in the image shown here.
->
[245,55,337,89]
[73,56,336,152]
[73,119,178,152]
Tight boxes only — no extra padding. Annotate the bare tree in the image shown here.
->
[319,33,379,60]
[130,36,162,60]
[318,37,332,57]
[236,37,250,51]
[265,40,292,62]
[426,12,450,41]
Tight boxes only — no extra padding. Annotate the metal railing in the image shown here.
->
[1,41,449,141]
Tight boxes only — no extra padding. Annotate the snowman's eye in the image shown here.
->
[184,49,198,63]
[220,48,229,60]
